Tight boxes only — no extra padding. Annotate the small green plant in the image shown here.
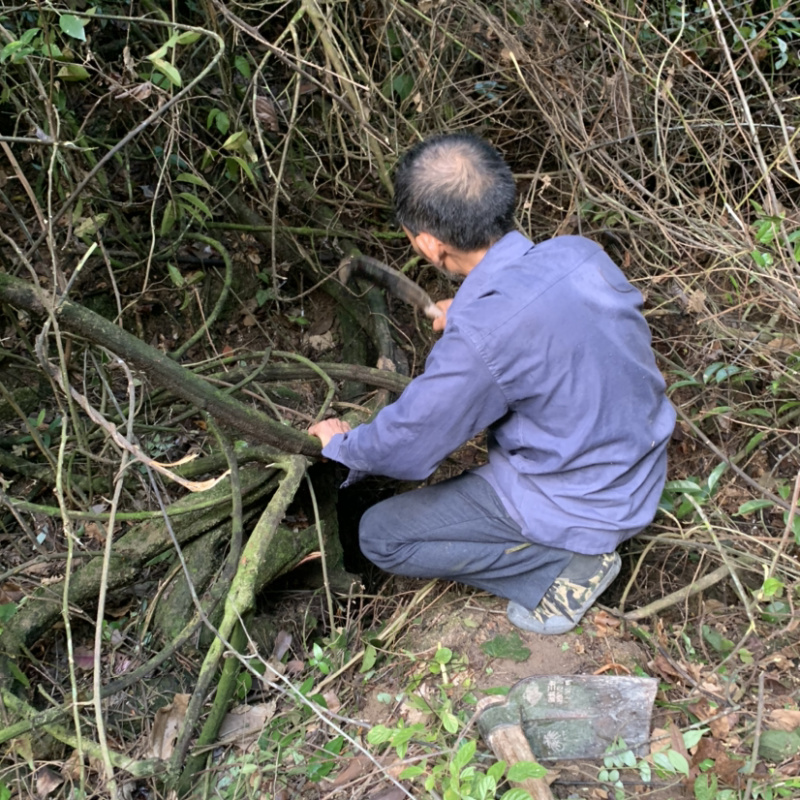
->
[368,727,542,800]
[658,462,726,519]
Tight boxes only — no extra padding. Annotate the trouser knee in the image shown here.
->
[358,503,396,570]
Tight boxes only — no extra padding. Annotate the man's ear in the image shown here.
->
[413,232,447,268]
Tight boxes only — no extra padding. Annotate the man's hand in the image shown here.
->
[432,299,454,333]
[308,418,352,449]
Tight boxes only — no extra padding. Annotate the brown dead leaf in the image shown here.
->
[254,96,280,131]
[62,751,84,781]
[688,699,737,740]
[650,727,671,755]
[592,609,621,637]
[149,693,190,760]
[768,709,800,732]
[687,290,707,314]
[0,582,24,603]
[115,83,153,101]
[218,701,276,750]
[650,653,681,683]
[692,737,744,788]
[84,522,106,543]
[36,766,64,797]
[74,645,95,672]
[326,753,370,787]
[767,336,796,352]
[371,789,408,800]
[322,690,341,714]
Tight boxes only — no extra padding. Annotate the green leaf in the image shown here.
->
[500,789,535,800]
[702,625,734,654]
[208,108,230,135]
[481,632,531,662]
[74,213,109,238]
[59,14,86,42]
[40,43,63,58]
[176,30,202,45]
[360,643,377,673]
[160,199,178,236]
[235,54,251,79]
[367,725,392,745]
[638,760,651,783]
[57,64,90,81]
[762,599,792,624]
[440,709,459,733]
[225,155,257,186]
[176,172,211,190]
[737,499,774,516]
[167,264,184,287]
[151,57,182,87]
[487,760,507,781]
[706,462,727,492]
[19,27,41,46]
[0,603,19,623]
[683,728,706,749]
[761,577,784,598]
[391,73,415,100]
[177,192,212,218]
[507,761,547,781]
[663,479,703,493]
[652,751,676,774]
[324,735,344,755]
[452,740,476,772]
[8,659,29,688]
[782,510,800,544]
[222,130,249,152]
[667,749,689,776]
[694,773,718,800]
[399,765,426,779]
[434,646,453,665]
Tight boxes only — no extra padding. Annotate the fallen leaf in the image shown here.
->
[254,95,280,131]
[36,766,64,796]
[326,754,370,787]
[149,694,190,759]
[61,750,83,781]
[271,631,292,661]
[592,609,621,637]
[218,701,277,750]
[307,332,335,353]
[480,631,530,662]
[768,709,800,732]
[687,290,707,314]
[322,690,341,713]
[692,737,743,787]
[74,646,95,672]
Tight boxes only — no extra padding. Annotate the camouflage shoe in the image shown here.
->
[507,552,621,635]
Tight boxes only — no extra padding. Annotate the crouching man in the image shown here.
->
[309,133,675,634]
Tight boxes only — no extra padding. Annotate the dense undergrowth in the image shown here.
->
[1,0,799,798]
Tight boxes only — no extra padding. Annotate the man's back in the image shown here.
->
[450,232,676,553]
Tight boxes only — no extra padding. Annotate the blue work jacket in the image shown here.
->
[323,231,676,554]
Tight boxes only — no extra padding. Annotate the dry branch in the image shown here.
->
[0,272,321,457]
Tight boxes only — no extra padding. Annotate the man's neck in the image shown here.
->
[445,246,490,277]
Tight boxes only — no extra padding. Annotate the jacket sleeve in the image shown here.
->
[321,324,508,480]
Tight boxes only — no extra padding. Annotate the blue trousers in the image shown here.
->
[358,472,573,610]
